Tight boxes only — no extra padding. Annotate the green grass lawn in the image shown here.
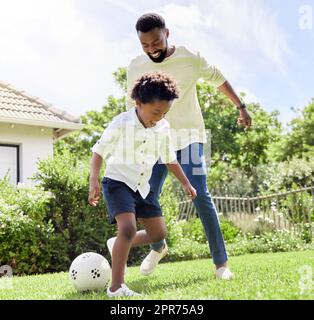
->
[1,250,313,300]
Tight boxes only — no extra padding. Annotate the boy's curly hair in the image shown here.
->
[131,72,179,104]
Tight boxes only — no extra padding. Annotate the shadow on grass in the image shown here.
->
[128,273,212,295]
[61,289,109,300]
[60,272,211,300]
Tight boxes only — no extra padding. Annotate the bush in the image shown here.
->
[0,178,57,275]
[177,216,240,244]
[278,184,314,225]
[206,161,255,196]
[261,156,314,193]
[166,230,314,263]
[164,239,209,262]
[229,213,277,236]
[220,217,241,243]
[33,151,115,272]
[227,230,314,256]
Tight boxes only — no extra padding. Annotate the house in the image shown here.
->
[0,81,83,185]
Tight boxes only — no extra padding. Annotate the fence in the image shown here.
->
[178,186,314,239]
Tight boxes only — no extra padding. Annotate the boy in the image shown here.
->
[88,72,197,297]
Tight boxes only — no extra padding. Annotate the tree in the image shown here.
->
[55,68,128,159]
[274,99,314,161]
[197,81,282,175]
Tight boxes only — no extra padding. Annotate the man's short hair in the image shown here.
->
[135,13,166,32]
[131,72,179,104]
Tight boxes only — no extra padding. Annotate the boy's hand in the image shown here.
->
[88,179,100,207]
[183,183,197,200]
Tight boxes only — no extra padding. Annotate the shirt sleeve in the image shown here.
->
[198,53,226,88]
[126,64,137,111]
[91,119,121,159]
[159,126,177,164]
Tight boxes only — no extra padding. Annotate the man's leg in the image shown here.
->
[129,217,167,247]
[147,160,169,252]
[178,143,229,268]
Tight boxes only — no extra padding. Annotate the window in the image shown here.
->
[0,144,20,185]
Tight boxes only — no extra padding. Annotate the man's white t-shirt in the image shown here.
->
[127,46,226,151]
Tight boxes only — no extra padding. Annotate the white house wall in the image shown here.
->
[0,122,53,183]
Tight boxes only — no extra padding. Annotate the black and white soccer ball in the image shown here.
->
[69,252,111,292]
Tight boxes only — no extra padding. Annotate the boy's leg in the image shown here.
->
[110,212,137,292]
[179,143,228,267]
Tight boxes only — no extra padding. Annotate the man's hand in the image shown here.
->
[183,183,197,200]
[237,108,252,129]
[88,179,100,207]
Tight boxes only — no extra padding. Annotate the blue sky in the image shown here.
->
[0,0,313,125]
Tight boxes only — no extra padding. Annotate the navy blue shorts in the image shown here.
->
[101,177,163,224]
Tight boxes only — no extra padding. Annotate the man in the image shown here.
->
[125,13,252,280]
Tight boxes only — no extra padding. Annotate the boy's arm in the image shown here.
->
[159,127,197,199]
[166,161,197,199]
[88,152,103,206]
[88,118,121,207]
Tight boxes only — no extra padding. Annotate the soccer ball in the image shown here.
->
[69,252,111,292]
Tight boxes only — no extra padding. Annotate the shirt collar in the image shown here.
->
[130,107,144,128]
[130,107,161,131]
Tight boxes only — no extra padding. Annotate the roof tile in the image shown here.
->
[0,81,81,125]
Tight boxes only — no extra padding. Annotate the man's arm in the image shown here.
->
[218,81,252,129]
[198,53,252,129]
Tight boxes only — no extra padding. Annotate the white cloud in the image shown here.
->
[0,0,295,119]
[0,0,138,116]
[104,0,141,15]
[236,87,259,104]
[207,0,292,71]
[157,1,291,74]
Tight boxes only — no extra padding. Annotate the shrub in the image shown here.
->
[206,161,255,196]
[220,217,241,243]
[261,156,314,193]
[229,213,276,236]
[33,151,115,271]
[164,226,314,263]
[178,216,240,244]
[227,230,314,256]
[0,178,57,275]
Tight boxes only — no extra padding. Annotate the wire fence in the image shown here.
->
[178,186,314,239]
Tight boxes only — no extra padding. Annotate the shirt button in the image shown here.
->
[143,140,146,143]
[138,183,141,186]
[141,173,144,176]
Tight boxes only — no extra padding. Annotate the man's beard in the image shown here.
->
[147,46,168,63]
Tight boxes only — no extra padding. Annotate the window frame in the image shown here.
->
[0,144,20,184]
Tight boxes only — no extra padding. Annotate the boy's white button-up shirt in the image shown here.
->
[92,107,177,199]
